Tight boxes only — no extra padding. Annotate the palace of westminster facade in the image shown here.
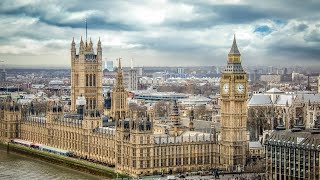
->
[0,36,249,176]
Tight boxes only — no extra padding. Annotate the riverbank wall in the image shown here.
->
[0,142,129,179]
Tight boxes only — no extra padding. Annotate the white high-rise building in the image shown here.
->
[102,60,107,70]
[106,60,113,71]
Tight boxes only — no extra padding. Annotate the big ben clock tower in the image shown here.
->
[220,35,248,171]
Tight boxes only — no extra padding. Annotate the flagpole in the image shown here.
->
[85,17,87,42]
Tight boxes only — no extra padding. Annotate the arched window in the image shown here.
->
[89,74,93,86]
[93,74,96,86]
[86,74,89,86]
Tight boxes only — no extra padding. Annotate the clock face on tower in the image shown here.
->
[236,83,245,94]
[223,83,229,94]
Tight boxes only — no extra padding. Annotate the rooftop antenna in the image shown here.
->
[131,58,133,69]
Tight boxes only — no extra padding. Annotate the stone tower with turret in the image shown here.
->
[70,37,103,113]
[220,35,248,171]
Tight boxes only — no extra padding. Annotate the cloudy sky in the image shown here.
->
[0,0,320,68]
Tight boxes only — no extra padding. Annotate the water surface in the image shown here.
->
[0,148,106,180]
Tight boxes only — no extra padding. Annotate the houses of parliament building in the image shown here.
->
[0,35,249,177]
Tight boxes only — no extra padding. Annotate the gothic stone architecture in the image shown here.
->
[248,88,320,141]
[0,36,248,176]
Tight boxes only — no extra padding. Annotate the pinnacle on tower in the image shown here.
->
[80,36,83,44]
[89,37,93,49]
[71,37,75,50]
[229,34,241,55]
[118,58,122,72]
[97,37,102,52]
[85,17,88,43]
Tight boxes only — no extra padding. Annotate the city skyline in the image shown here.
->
[0,0,320,68]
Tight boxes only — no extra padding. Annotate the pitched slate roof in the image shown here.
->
[296,93,320,104]
[266,88,283,93]
[266,129,320,148]
[249,141,263,149]
[248,94,273,106]
[275,94,294,105]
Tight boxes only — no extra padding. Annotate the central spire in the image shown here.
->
[115,58,124,89]
[118,58,122,73]
[229,34,240,55]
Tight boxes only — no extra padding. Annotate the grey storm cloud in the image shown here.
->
[0,1,136,31]
[269,44,320,60]
[304,29,320,42]
[295,24,309,32]
[0,0,320,67]
[163,5,268,29]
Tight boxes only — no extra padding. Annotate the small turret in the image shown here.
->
[89,37,93,52]
[276,117,285,130]
[71,37,76,50]
[71,37,76,63]
[118,58,122,73]
[97,37,102,62]
[292,116,305,132]
[79,36,84,54]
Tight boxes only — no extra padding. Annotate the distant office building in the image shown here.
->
[215,66,220,74]
[106,60,113,71]
[292,72,306,81]
[137,67,143,76]
[177,67,184,74]
[102,60,107,70]
[0,71,6,82]
[153,72,170,81]
[125,69,138,91]
[253,69,258,81]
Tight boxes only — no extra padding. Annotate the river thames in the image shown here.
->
[0,149,104,180]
